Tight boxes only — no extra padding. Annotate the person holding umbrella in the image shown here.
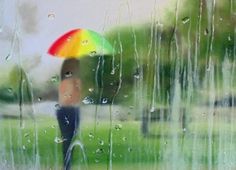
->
[57,58,81,169]
[48,28,114,170]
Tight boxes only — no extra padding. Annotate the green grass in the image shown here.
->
[1,115,236,169]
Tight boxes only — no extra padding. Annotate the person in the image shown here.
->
[56,58,81,170]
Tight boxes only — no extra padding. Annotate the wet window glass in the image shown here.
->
[0,0,235,169]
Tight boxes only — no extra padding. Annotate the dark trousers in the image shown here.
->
[56,106,80,170]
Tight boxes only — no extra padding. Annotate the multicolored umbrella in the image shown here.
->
[48,29,114,58]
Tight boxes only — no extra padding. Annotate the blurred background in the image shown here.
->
[0,0,235,169]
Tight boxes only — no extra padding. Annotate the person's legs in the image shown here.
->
[56,106,80,170]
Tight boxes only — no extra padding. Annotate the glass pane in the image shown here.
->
[0,0,235,169]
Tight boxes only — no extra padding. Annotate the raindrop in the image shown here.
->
[65,117,69,125]
[95,148,104,154]
[110,69,115,75]
[0,27,2,33]
[27,139,31,143]
[164,141,168,145]
[98,140,104,146]
[122,137,127,141]
[44,130,47,134]
[66,36,72,42]
[88,88,94,92]
[55,104,61,110]
[22,145,26,150]
[134,73,140,79]
[54,137,65,143]
[81,40,89,45]
[51,125,56,129]
[7,88,13,93]
[24,133,29,137]
[150,107,155,112]
[219,17,223,21]
[182,17,190,24]
[65,71,73,78]
[228,36,231,41]
[123,95,128,98]
[115,124,122,131]
[113,153,116,157]
[128,147,132,152]
[5,54,11,61]
[183,128,187,132]
[82,96,94,104]
[88,132,94,139]
[102,98,108,104]
[95,159,99,163]
[48,13,55,20]
[37,97,42,102]
[51,76,59,83]
[89,51,97,57]
[204,28,209,35]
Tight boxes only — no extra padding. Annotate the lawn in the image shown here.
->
[1,112,236,170]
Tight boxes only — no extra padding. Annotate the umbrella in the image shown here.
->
[48,28,114,58]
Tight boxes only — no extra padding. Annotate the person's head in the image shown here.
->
[61,58,80,80]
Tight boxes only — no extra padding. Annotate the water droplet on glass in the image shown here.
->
[24,133,29,138]
[51,76,59,83]
[66,36,72,42]
[102,98,108,104]
[95,148,104,154]
[110,69,115,75]
[37,97,42,102]
[134,73,140,79]
[48,13,55,20]
[65,71,73,78]
[89,88,94,92]
[88,132,94,139]
[90,51,97,57]
[98,140,104,145]
[55,104,61,110]
[54,137,65,143]
[122,137,127,141]
[128,147,132,152]
[115,124,122,131]
[81,40,89,46]
[123,95,128,98]
[182,17,190,24]
[150,107,155,112]
[65,117,69,125]
[7,88,13,93]
[82,96,94,104]
[5,54,11,61]
[204,28,209,35]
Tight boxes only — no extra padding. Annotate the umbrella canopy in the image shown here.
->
[48,29,114,58]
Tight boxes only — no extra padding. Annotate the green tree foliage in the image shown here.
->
[0,65,32,103]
